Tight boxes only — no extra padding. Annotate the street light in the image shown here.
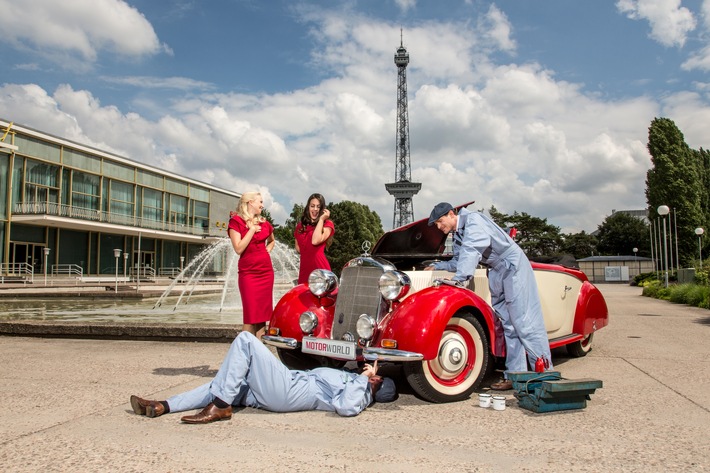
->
[658,205,670,287]
[180,255,185,272]
[113,249,122,293]
[123,252,129,283]
[696,227,704,270]
[633,247,639,275]
[43,247,50,286]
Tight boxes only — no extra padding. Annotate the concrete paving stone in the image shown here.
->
[0,284,708,472]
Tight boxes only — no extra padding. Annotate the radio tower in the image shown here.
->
[385,31,421,229]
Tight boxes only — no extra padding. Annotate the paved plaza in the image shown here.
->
[0,284,709,472]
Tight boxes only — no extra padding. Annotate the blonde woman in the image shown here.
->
[227,192,275,338]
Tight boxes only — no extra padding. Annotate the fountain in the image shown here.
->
[0,239,301,325]
[154,238,300,313]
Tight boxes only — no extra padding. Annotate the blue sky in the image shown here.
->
[2,0,710,233]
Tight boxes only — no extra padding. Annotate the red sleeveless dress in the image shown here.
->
[228,216,274,324]
[294,220,335,284]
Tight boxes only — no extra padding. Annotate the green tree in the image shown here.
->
[596,212,650,256]
[484,206,564,258]
[646,118,704,266]
[561,231,598,259]
[273,204,302,248]
[327,201,384,274]
[506,211,563,258]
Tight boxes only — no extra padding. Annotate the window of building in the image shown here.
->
[190,185,210,202]
[24,159,59,205]
[142,187,163,222]
[110,180,135,216]
[63,148,102,173]
[137,169,163,189]
[169,194,187,226]
[71,171,100,210]
[14,135,61,163]
[165,178,188,196]
[193,200,209,230]
[103,161,135,181]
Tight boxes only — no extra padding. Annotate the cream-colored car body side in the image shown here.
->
[402,267,581,340]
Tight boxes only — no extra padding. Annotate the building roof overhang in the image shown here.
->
[11,214,225,243]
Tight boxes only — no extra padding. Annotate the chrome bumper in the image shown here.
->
[363,347,423,362]
[262,336,424,362]
[262,335,298,349]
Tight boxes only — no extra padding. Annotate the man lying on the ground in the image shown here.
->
[130,331,397,424]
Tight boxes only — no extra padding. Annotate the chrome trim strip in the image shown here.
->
[363,347,424,361]
[262,335,298,349]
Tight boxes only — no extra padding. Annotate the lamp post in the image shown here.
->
[658,205,670,287]
[180,255,185,272]
[633,247,639,276]
[696,227,704,270]
[43,247,50,286]
[113,249,121,293]
[123,252,129,283]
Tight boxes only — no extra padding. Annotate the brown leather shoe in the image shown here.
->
[181,403,232,424]
[490,379,513,391]
[130,395,165,417]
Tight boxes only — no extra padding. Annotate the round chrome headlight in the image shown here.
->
[308,269,338,296]
[379,270,411,301]
[299,311,318,334]
[356,314,376,340]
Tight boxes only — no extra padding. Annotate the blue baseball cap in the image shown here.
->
[375,377,397,403]
[428,202,454,226]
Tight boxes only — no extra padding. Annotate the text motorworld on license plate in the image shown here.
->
[302,337,356,360]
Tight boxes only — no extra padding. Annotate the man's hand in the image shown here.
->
[361,360,378,378]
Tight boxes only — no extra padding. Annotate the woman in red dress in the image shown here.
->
[294,193,335,285]
[228,191,275,338]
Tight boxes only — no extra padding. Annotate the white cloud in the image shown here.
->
[0,0,168,63]
[480,4,516,53]
[99,76,214,91]
[0,4,689,233]
[616,0,696,47]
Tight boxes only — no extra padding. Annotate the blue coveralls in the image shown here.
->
[431,208,553,376]
[166,332,373,417]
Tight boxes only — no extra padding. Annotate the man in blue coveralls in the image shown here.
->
[130,331,396,424]
[425,202,553,391]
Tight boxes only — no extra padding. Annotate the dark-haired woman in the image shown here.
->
[294,193,335,284]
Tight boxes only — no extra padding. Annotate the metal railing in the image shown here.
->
[13,201,210,236]
[0,262,34,283]
[158,267,182,277]
[130,265,156,279]
[51,264,84,278]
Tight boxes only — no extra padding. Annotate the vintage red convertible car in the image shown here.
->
[263,203,609,403]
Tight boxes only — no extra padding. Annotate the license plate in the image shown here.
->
[302,337,357,360]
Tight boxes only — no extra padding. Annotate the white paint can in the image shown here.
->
[478,393,492,408]
[492,395,506,411]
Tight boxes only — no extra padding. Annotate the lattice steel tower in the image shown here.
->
[385,32,421,229]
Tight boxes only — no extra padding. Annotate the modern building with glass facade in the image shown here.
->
[0,118,240,281]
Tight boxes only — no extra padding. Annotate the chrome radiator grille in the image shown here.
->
[332,265,386,341]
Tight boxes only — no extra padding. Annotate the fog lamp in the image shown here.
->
[356,314,376,340]
[299,311,318,334]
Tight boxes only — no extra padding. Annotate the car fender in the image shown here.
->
[377,286,502,360]
[270,285,335,340]
[573,281,609,335]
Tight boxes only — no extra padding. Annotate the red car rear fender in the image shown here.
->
[270,286,335,340]
[378,286,500,360]
[573,281,609,335]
